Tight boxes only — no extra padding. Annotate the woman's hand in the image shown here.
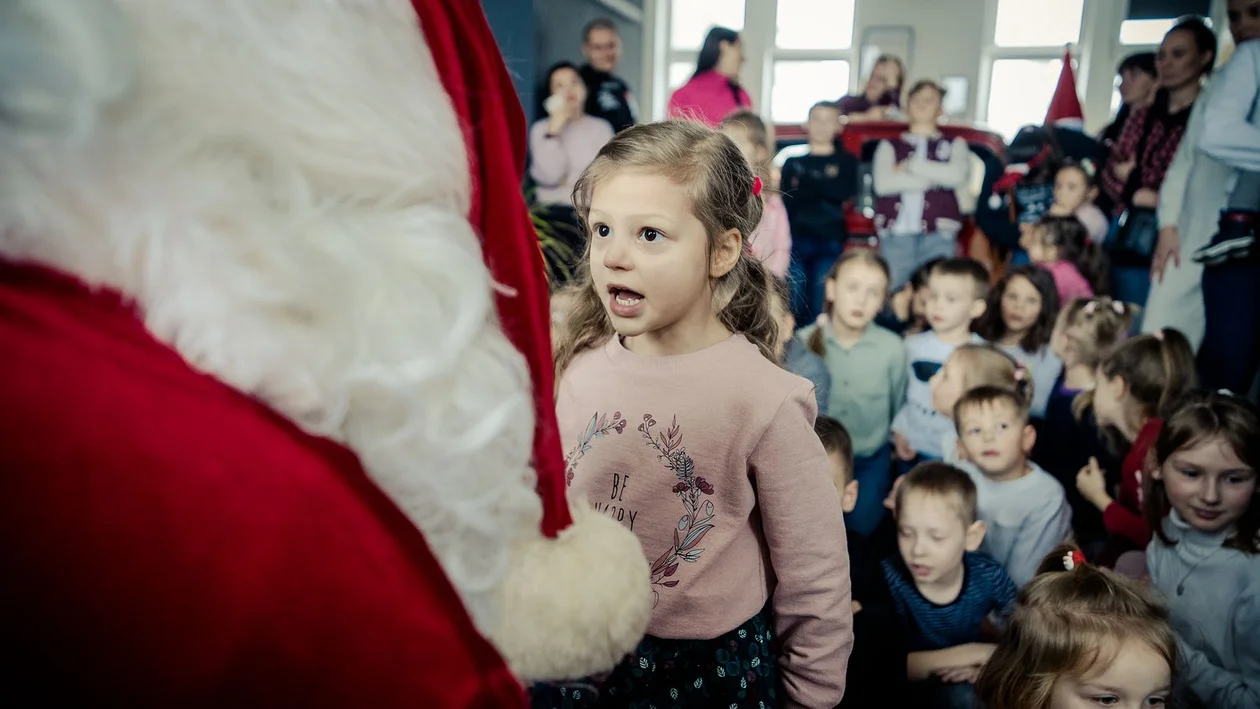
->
[545,94,569,135]
[1111,159,1135,182]
[1076,457,1113,512]
[1132,187,1159,208]
[1151,226,1181,283]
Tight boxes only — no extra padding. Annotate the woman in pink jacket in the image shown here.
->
[667,27,752,127]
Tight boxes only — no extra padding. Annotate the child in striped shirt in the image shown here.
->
[883,462,1017,706]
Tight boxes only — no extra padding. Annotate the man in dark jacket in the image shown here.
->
[579,18,637,132]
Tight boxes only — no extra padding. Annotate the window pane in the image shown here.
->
[1120,18,1176,44]
[670,0,745,51]
[985,59,1062,141]
[994,0,1084,47]
[771,60,851,123]
[775,0,855,50]
[668,61,694,92]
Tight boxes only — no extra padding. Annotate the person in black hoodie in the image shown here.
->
[578,18,637,133]
[782,101,859,324]
[815,415,907,708]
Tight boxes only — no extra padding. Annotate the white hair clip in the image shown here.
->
[1063,549,1085,571]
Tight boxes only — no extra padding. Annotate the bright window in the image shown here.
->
[668,61,693,92]
[993,0,1084,47]
[670,0,745,51]
[985,59,1062,141]
[775,0,856,50]
[1119,18,1176,45]
[771,61,851,123]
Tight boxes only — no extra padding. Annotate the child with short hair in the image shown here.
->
[1048,159,1109,244]
[799,250,907,536]
[551,121,852,708]
[1021,215,1108,303]
[1075,328,1197,566]
[1146,390,1260,708]
[815,415,908,707]
[974,265,1063,418]
[883,462,1017,706]
[1033,297,1135,559]
[876,256,940,336]
[720,111,792,279]
[929,343,1036,466]
[872,81,972,290]
[891,258,988,466]
[954,386,1073,587]
[781,101,859,323]
[977,543,1177,709]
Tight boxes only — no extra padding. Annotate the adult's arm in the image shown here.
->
[1198,43,1260,172]
[528,119,570,188]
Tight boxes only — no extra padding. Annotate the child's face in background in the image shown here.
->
[957,401,1035,481]
[1020,225,1057,264]
[1001,275,1043,341]
[1155,435,1257,535]
[806,105,841,145]
[1050,307,1081,365]
[826,451,860,513]
[826,262,887,333]
[1048,638,1171,709]
[1053,167,1094,213]
[905,87,943,126]
[926,273,983,335]
[930,356,966,418]
[720,124,766,173]
[896,489,983,586]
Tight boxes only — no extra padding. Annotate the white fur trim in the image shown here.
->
[0,0,542,638]
[494,503,652,681]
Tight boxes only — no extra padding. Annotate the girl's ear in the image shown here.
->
[710,227,742,279]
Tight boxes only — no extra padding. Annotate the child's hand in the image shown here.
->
[893,431,916,462]
[935,665,981,684]
[1076,457,1112,511]
[890,284,913,321]
[851,600,863,614]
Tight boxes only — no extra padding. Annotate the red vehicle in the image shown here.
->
[774,120,1008,269]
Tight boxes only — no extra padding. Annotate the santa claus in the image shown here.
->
[0,0,650,704]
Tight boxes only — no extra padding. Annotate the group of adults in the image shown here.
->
[528,21,908,279]
[1101,2,1260,396]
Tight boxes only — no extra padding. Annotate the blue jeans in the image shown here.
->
[789,240,844,326]
[1111,265,1151,319]
[879,231,959,291]
[845,444,892,537]
[1199,260,1260,394]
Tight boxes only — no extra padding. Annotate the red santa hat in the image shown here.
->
[407,0,652,681]
[1045,47,1085,129]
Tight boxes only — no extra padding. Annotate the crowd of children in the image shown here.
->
[540,98,1257,706]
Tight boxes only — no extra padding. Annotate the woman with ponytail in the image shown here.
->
[1074,328,1197,564]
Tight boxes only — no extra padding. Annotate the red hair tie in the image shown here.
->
[1062,549,1086,571]
[752,176,763,197]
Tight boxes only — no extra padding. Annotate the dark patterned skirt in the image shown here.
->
[530,604,780,709]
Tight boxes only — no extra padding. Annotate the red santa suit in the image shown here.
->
[0,0,650,705]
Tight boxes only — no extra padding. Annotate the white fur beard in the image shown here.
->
[0,0,543,635]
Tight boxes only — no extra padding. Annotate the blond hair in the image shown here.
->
[554,121,776,378]
[719,110,774,184]
[806,250,891,356]
[976,544,1177,709]
[948,343,1034,409]
[1058,297,1135,371]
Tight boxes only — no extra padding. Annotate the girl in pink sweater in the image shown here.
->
[543,121,852,708]
[1021,215,1109,304]
[721,111,792,278]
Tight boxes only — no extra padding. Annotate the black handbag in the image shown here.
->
[1109,206,1159,266]
[1105,96,1161,266]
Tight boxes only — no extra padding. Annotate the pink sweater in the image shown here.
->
[751,193,792,278]
[667,70,752,128]
[1040,259,1094,303]
[557,334,852,708]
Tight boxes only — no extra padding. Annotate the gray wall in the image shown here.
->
[531,0,643,122]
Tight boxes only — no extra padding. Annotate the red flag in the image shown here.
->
[1046,48,1084,128]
